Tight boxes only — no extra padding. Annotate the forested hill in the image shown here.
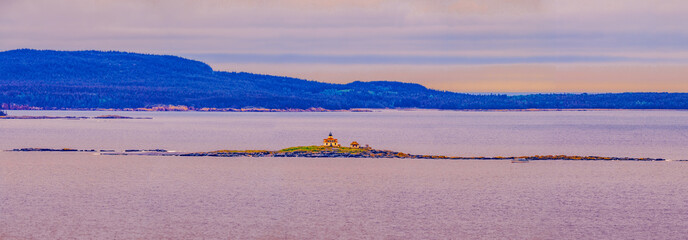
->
[1,49,687,110]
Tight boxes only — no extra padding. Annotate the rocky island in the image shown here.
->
[6,133,670,161]
[9,147,668,162]
[175,146,665,161]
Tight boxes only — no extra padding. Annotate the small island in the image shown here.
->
[8,133,670,161]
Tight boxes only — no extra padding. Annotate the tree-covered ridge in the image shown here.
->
[1,49,687,110]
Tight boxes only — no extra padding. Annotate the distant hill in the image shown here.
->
[1,49,687,109]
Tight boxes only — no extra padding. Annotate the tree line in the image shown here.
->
[2,49,687,110]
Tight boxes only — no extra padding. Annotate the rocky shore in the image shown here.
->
[1,105,372,112]
[0,115,151,120]
[8,146,668,161]
[11,148,109,152]
[0,116,89,120]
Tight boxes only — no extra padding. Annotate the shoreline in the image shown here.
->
[0,106,373,112]
[6,147,671,162]
[0,115,152,120]
[2,107,688,113]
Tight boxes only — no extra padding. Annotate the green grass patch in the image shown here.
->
[279,146,329,152]
[335,147,369,153]
[279,145,370,153]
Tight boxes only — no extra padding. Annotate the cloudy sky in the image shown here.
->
[1,0,687,92]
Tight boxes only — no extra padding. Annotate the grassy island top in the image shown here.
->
[208,146,372,155]
[278,146,369,153]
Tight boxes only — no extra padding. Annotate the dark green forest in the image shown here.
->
[1,49,687,110]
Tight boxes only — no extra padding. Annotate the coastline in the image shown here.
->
[0,106,373,112]
[0,115,151,120]
[3,107,688,113]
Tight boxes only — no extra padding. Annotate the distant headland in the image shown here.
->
[2,49,688,110]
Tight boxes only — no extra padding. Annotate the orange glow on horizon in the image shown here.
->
[214,63,688,93]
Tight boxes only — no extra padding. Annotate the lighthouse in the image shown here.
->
[323,132,340,147]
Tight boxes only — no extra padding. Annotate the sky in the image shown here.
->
[1,0,687,92]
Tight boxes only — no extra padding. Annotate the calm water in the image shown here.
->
[1,110,688,239]
[1,153,687,239]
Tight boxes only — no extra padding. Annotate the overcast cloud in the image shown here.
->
[1,0,687,92]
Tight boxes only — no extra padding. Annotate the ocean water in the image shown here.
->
[1,110,688,239]
[0,153,687,239]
